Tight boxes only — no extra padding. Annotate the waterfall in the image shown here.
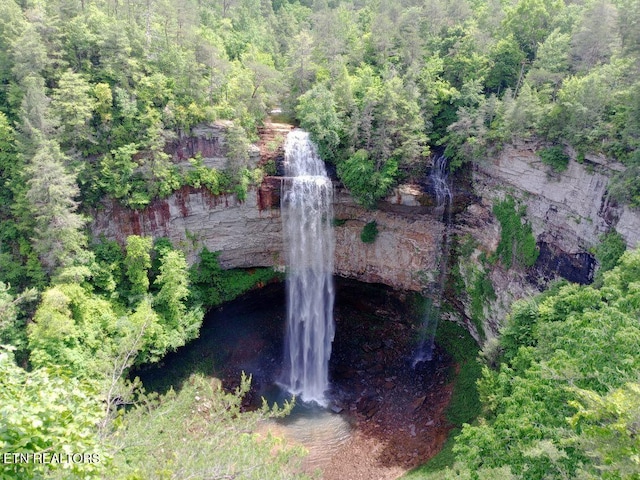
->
[414,154,453,366]
[281,130,335,405]
[431,154,453,216]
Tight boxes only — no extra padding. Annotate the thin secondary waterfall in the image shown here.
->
[281,129,335,405]
[414,154,453,366]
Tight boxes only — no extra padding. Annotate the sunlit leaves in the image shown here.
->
[438,248,640,479]
[0,349,105,479]
[337,149,398,208]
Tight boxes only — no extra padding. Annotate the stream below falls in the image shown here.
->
[136,280,456,478]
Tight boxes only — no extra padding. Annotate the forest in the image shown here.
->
[0,0,639,478]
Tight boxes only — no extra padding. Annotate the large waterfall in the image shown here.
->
[413,154,453,366]
[281,130,335,405]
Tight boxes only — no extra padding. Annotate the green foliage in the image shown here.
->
[436,320,482,425]
[189,248,283,307]
[468,270,496,340]
[0,348,105,479]
[111,373,307,479]
[150,249,203,361]
[0,282,37,360]
[0,111,44,291]
[296,83,344,162]
[485,37,527,94]
[569,382,640,479]
[124,236,153,299]
[360,220,378,244]
[338,149,398,209]
[593,230,627,273]
[609,152,640,209]
[225,124,251,175]
[493,197,539,269]
[184,155,222,194]
[538,145,570,172]
[26,139,88,275]
[50,69,96,151]
[28,239,204,374]
[90,237,125,296]
[430,248,640,479]
[404,321,482,478]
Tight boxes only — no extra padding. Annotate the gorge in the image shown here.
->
[5,1,640,478]
[91,122,640,342]
[102,124,640,477]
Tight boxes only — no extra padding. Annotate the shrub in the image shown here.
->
[538,145,570,172]
[360,221,379,243]
[337,150,398,209]
[493,196,538,269]
[593,230,626,273]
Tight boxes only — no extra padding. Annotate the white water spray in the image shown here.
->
[281,130,335,405]
[414,154,453,366]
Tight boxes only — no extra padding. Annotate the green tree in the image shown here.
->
[26,140,87,275]
[502,83,544,141]
[151,249,203,357]
[570,0,620,72]
[502,0,564,60]
[50,69,97,150]
[111,373,307,479]
[492,196,539,269]
[428,248,640,479]
[569,383,640,479]
[296,83,344,162]
[526,29,570,97]
[10,23,48,84]
[337,149,398,208]
[17,75,53,140]
[0,282,37,356]
[485,36,526,94]
[124,235,153,298]
[0,348,105,479]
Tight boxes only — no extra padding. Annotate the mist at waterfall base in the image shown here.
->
[280,130,335,406]
[413,155,453,367]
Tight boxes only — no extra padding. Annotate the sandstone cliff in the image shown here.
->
[89,124,640,342]
[451,141,640,340]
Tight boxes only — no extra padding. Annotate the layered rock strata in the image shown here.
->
[90,124,640,340]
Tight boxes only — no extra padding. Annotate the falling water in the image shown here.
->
[281,130,335,405]
[414,154,453,366]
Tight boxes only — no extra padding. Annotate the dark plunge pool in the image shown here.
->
[134,279,455,477]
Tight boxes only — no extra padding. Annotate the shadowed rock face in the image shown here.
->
[530,240,596,287]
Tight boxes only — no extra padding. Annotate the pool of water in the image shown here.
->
[136,283,355,471]
[134,280,447,476]
[258,387,354,472]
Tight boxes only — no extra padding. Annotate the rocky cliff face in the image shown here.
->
[450,141,640,341]
[90,122,444,292]
[90,183,445,292]
[90,124,640,342]
[333,190,444,292]
[91,186,284,269]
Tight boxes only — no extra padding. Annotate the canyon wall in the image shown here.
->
[90,184,445,292]
[451,141,640,340]
[91,122,445,292]
[90,124,640,342]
